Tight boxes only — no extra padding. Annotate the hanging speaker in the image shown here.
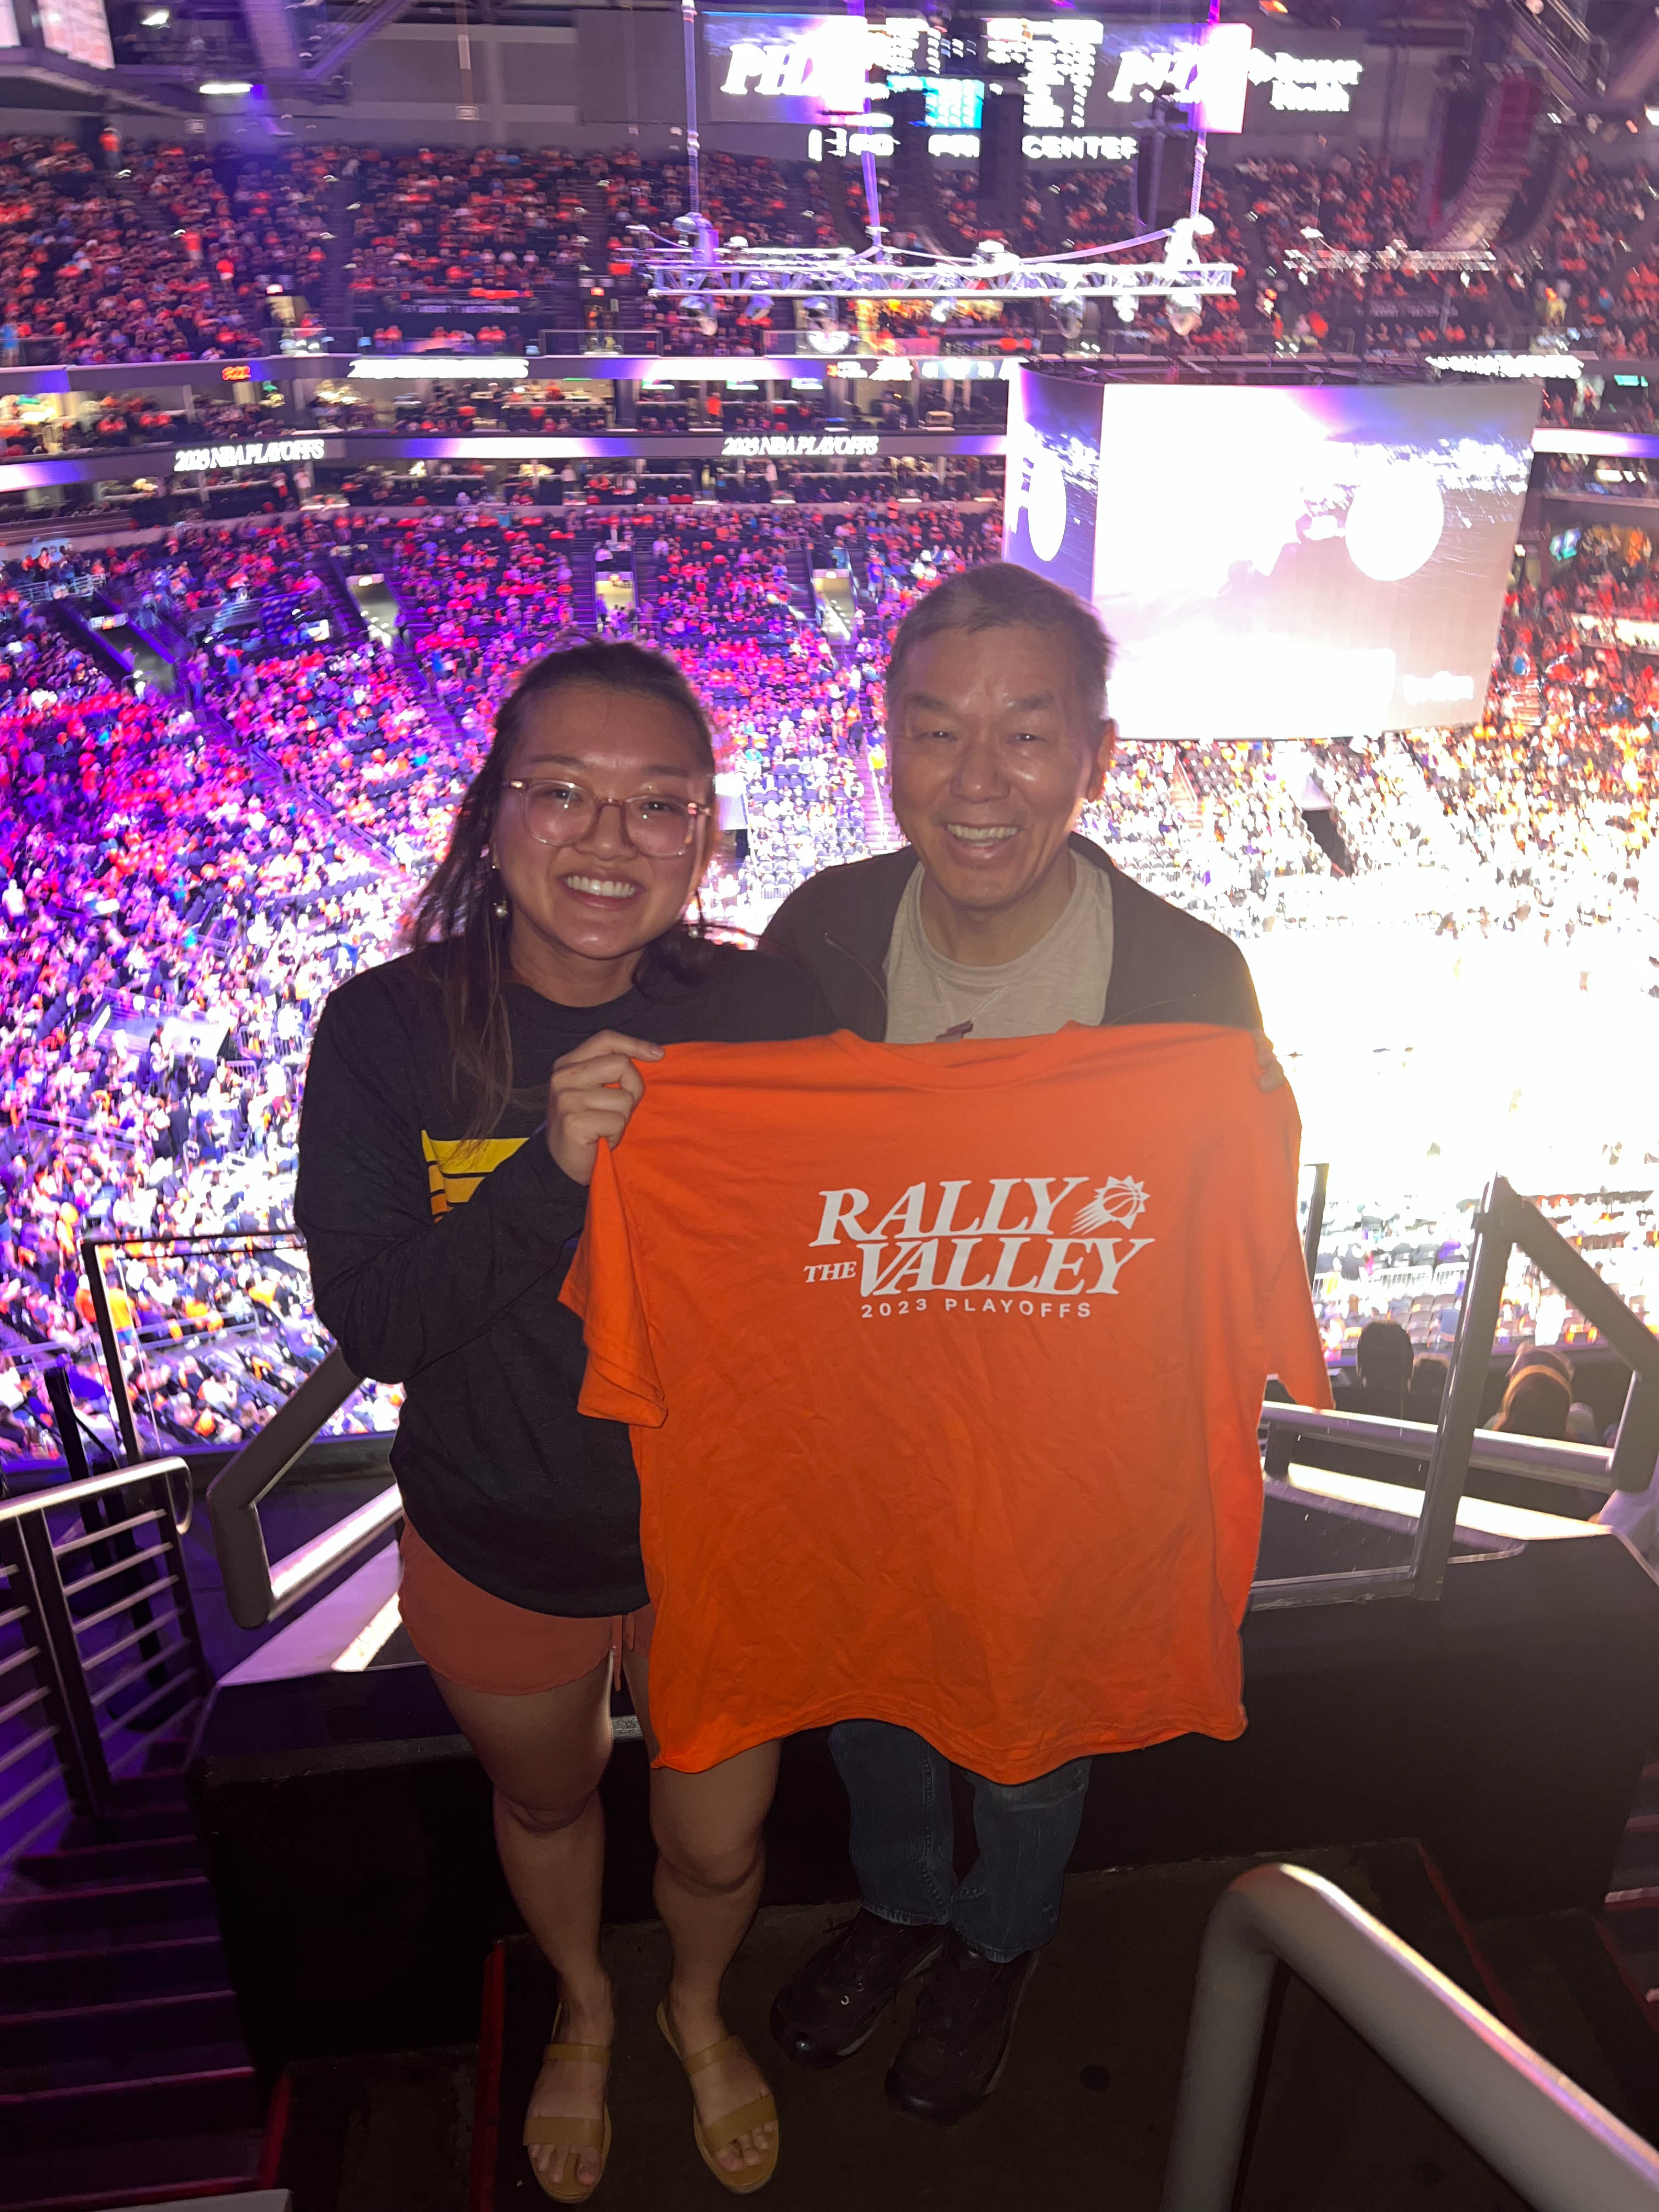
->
[1132,121,1197,233]
[977,88,1025,229]
[1419,66,1544,250]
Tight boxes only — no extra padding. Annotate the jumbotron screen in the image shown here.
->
[1002,373,1538,741]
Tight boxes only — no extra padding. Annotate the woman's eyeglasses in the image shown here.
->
[504,777,712,859]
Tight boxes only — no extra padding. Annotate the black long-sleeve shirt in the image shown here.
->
[294,940,830,1615]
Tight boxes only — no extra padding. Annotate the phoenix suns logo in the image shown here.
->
[802,1175,1154,1302]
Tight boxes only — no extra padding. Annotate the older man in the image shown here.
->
[763,562,1266,2125]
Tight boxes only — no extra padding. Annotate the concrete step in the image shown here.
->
[473,1849,1529,2211]
[1475,1910,1659,2141]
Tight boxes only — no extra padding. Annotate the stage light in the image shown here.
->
[199,78,252,94]
[1165,287,1203,336]
[140,5,169,21]
[1113,296,1137,324]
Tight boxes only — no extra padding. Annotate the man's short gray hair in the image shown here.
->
[883,562,1114,724]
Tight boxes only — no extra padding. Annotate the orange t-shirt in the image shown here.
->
[561,1024,1331,1782]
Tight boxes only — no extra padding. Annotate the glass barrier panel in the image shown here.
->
[83,1230,400,1458]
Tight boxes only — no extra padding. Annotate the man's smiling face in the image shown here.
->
[886,622,1114,923]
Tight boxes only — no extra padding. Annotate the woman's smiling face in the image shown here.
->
[492,679,715,998]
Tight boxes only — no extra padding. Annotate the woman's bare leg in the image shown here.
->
[622,1648,781,2178]
[433,1657,615,2194]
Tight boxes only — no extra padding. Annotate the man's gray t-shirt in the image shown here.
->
[883,858,1114,1045]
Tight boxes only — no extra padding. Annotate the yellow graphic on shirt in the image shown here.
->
[421,1132,529,1217]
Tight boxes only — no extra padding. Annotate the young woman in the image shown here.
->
[295,641,826,2200]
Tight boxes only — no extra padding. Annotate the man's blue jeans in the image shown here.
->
[829,1719,1092,1963]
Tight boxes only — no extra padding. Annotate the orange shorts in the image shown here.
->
[399,1517,654,1698]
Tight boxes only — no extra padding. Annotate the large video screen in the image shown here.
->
[704,12,1374,138]
[1003,375,1537,741]
[38,0,112,66]
[706,12,870,121]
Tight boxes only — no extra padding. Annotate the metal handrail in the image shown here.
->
[192,1172,1659,1633]
[206,1346,386,1630]
[1253,1176,1659,1610]
[0,1455,206,1836]
[267,1485,404,1618]
[1161,1863,1659,2212]
[0,1456,191,1529]
[1260,1403,1615,1494]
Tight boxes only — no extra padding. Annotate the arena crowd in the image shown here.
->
[1,479,1656,1464]
[0,132,1657,364]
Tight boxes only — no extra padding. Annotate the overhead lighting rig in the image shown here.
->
[639,223,1237,305]
[1282,244,1500,276]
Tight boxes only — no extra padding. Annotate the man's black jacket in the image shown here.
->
[760,833,1262,1039]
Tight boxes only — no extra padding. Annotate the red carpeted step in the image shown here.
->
[1,1934,228,2011]
[16,1836,204,1888]
[0,2125,264,2212]
[0,1990,240,2070]
[0,2062,263,2153]
[0,1876,216,1938]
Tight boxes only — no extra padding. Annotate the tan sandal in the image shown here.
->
[522,2011,613,2205]
[656,1999,780,2196]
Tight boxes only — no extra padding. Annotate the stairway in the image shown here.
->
[575,183,611,275]
[1506,676,1544,732]
[0,1726,266,2212]
[855,742,897,854]
[1170,752,1202,827]
[631,548,658,622]
[1608,192,1659,296]
[570,538,599,631]
[783,543,814,619]
[316,171,359,341]
[1600,1747,1659,2021]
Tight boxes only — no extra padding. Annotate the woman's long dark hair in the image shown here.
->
[409,638,718,1137]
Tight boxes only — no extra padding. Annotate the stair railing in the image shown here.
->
[190,1175,1659,1642]
[0,1455,207,1857]
[1161,1862,1659,2212]
[1261,1402,1618,1496]
[206,1346,400,1632]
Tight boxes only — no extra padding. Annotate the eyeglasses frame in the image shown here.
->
[502,775,716,857]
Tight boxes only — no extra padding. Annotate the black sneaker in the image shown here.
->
[770,1909,946,2069]
[884,1929,1037,2126]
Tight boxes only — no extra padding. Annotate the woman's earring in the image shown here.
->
[490,866,510,922]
